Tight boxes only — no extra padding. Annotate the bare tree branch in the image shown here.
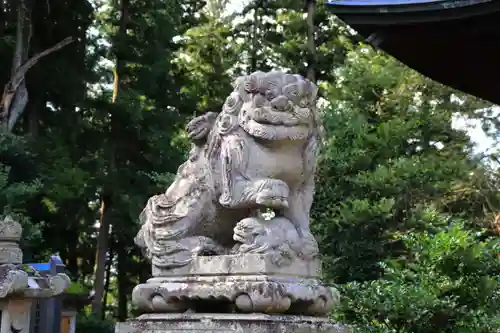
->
[1,36,74,131]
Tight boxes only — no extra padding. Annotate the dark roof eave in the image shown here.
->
[326,0,500,105]
[327,0,495,13]
[326,0,500,24]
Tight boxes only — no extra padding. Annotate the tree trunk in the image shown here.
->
[1,0,73,131]
[90,0,129,317]
[91,195,112,316]
[114,2,130,317]
[250,0,262,73]
[27,99,40,137]
[306,0,316,83]
[2,0,29,132]
[116,244,128,321]
[101,245,114,319]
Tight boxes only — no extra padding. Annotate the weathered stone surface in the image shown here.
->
[115,313,352,333]
[133,254,338,316]
[0,216,71,299]
[1,299,32,333]
[135,71,321,271]
[0,245,23,265]
[0,216,23,242]
[23,273,71,298]
[129,71,341,319]
[231,216,304,268]
[152,253,321,278]
[0,216,72,333]
[0,264,71,299]
[0,265,28,297]
[0,216,23,264]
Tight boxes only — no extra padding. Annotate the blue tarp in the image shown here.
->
[26,255,65,272]
[28,263,51,271]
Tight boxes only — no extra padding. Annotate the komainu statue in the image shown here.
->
[132,71,338,317]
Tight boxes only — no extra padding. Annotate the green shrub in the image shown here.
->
[334,216,500,333]
[0,130,42,247]
[76,315,115,333]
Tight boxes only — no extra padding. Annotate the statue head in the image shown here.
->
[233,217,266,245]
[215,71,319,141]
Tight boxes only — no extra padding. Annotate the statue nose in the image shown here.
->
[271,96,289,111]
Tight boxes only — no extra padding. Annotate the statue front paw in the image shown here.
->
[189,236,226,256]
[255,179,290,209]
[186,112,217,142]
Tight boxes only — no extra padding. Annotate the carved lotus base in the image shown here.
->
[132,254,339,316]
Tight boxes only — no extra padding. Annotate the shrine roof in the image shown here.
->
[327,0,500,104]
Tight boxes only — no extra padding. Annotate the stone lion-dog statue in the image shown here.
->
[135,70,320,270]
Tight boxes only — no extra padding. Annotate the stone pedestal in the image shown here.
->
[125,255,350,332]
[116,313,351,333]
[132,254,338,316]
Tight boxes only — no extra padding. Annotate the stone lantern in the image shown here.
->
[0,216,70,333]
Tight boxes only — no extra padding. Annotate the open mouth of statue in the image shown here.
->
[233,233,246,243]
[241,118,311,141]
[252,107,309,127]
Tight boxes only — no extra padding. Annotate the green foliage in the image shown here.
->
[313,44,481,283]
[0,131,41,214]
[335,215,500,333]
[76,315,115,333]
[234,0,347,80]
[0,130,43,247]
[66,282,89,295]
[175,15,236,112]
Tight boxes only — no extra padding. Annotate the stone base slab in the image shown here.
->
[152,254,321,278]
[115,313,352,333]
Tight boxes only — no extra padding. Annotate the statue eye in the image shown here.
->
[265,90,275,101]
